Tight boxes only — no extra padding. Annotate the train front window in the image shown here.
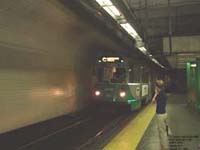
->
[96,66,126,83]
[111,67,126,83]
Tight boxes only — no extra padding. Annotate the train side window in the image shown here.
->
[133,67,140,82]
[129,68,134,83]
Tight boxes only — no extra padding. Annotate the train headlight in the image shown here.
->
[119,91,126,98]
[95,90,101,96]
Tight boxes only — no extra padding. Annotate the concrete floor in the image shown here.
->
[137,94,200,150]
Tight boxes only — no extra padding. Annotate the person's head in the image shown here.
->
[155,79,165,90]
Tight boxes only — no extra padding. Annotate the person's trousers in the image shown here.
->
[157,113,169,150]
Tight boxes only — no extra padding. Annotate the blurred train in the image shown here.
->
[92,56,154,111]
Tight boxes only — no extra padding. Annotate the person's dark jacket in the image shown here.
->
[156,89,167,114]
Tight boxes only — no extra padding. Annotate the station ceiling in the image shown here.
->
[77,0,200,69]
[117,0,200,69]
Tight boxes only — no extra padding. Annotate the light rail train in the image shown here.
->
[93,56,153,111]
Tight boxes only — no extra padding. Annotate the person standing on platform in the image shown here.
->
[152,79,169,150]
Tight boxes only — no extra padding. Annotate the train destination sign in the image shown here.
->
[102,57,120,62]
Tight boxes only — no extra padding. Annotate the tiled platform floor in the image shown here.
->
[137,94,200,150]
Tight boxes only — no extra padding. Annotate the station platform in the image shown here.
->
[103,94,200,150]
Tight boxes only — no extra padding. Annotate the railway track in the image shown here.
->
[0,103,145,150]
[12,109,136,150]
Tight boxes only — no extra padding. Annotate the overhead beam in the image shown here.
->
[128,0,200,11]
[138,15,200,37]
[134,4,200,19]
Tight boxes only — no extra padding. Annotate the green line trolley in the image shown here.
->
[93,56,151,111]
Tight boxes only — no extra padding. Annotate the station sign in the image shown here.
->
[101,57,120,62]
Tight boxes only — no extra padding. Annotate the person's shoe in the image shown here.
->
[166,125,172,136]
[168,127,172,136]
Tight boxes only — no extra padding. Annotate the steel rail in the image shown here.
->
[15,118,91,150]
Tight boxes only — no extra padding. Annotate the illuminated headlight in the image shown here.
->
[95,90,101,96]
[119,91,126,98]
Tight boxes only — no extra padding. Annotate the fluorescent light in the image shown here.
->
[130,34,137,38]
[151,58,164,68]
[136,39,144,48]
[108,6,120,16]
[160,65,164,68]
[135,36,142,41]
[191,64,197,67]
[103,6,121,18]
[95,0,113,6]
[139,47,147,53]
[120,23,138,38]
[152,58,159,64]
[152,58,158,63]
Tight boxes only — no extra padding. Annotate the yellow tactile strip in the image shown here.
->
[103,104,155,150]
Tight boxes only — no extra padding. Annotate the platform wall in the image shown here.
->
[0,0,121,133]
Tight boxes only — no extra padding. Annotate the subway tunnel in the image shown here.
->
[0,0,200,150]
